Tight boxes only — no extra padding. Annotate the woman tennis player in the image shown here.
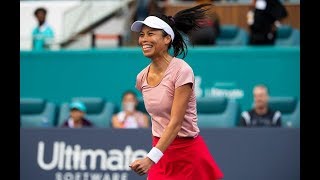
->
[129,4,224,180]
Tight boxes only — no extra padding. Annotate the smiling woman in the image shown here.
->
[129,3,224,180]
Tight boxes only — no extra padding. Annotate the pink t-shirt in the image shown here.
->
[135,57,200,138]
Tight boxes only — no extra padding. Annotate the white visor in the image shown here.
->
[131,16,175,42]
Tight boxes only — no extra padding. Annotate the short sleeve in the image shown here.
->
[174,66,194,89]
[135,74,142,92]
[136,68,147,92]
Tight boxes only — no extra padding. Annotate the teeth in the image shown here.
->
[143,45,152,48]
[142,45,152,50]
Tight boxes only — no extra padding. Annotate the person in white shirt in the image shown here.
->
[112,90,150,129]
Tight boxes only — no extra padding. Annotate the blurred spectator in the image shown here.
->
[61,101,93,128]
[247,0,288,45]
[136,0,163,21]
[189,11,220,45]
[32,7,54,50]
[239,84,282,127]
[136,0,151,21]
[112,90,150,128]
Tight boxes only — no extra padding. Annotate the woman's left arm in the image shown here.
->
[154,83,193,152]
[130,83,193,175]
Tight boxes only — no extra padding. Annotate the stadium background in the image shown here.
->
[20,0,300,180]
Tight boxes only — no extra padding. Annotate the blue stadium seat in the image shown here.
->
[275,25,300,46]
[236,0,252,3]
[216,25,249,46]
[57,97,116,128]
[268,96,300,128]
[20,98,56,128]
[197,97,240,128]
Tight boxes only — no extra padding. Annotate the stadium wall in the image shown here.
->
[20,47,300,111]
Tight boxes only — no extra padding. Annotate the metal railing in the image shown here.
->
[61,0,134,47]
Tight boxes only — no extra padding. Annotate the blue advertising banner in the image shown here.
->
[20,128,300,180]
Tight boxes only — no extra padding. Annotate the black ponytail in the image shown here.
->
[153,3,213,58]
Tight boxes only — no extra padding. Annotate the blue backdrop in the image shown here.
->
[20,128,300,180]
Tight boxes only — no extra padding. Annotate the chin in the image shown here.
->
[143,52,154,58]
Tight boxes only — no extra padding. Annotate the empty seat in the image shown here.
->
[216,25,249,46]
[20,98,56,128]
[275,25,300,46]
[197,97,240,128]
[268,96,300,128]
[57,97,116,128]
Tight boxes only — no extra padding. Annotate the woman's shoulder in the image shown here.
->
[174,57,191,68]
[136,64,150,80]
[136,65,150,91]
[172,57,193,74]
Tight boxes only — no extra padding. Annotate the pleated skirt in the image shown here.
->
[147,135,224,180]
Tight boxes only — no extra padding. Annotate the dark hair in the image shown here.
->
[152,3,212,58]
[34,7,47,16]
[121,90,137,100]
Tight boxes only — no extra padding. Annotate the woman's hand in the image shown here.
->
[130,157,154,176]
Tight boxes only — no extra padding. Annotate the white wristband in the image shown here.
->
[147,147,163,164]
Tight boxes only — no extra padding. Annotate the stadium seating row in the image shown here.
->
[214,24,300,46]
[20,96,300,128]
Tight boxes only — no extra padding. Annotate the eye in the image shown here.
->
[139,33,144,37]
[148,32,154,36]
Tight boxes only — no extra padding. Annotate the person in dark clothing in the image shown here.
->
[239,84,282,127]
[248,0,288,45]
[61,101,93,128]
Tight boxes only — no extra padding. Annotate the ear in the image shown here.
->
[164,35,172,45]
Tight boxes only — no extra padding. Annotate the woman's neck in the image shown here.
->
[151,54,173,73]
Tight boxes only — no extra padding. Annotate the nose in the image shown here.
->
[139,37,147,46]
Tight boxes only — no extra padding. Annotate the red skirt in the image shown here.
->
[147,135,224,180]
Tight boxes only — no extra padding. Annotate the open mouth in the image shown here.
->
[142,44,153,51]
